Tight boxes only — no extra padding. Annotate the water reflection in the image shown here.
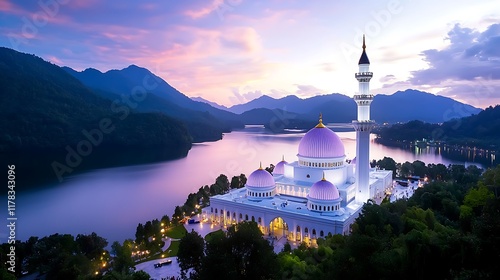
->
[5,126,493,244]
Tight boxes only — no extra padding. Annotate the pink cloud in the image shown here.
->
[184,0,223,19]
[47,55,63,65]
[0,0,14,12]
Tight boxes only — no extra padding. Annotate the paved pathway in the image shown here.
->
[135,257,180,280]
[136,221,221,279]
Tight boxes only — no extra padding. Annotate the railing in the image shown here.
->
[355,72,373,78]
[353,94,374,100]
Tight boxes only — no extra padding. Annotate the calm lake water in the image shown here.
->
[2,126,491,244]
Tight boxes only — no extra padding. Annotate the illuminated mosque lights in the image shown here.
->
[202,37,393,245]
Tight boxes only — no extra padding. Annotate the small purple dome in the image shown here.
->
[274,160,287,175]
[298,126,345,158]
[247,168,275,188]
[308,179,340,200]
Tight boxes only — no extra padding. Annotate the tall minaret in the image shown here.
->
[353,35,375,203]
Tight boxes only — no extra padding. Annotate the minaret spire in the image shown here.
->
[353,36,374,203]
[358,34,370,65]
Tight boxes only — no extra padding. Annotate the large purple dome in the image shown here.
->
[298,122,345,158]
[308,178,340,200]
[247,168,275,188]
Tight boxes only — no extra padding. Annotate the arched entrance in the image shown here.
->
[269,217,288,239]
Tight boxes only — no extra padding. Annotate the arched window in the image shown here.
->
[320,230,324,237]
[245,214,248,221]
[312,229,316,235]
[258,217,262,223]
[232,212,236,218]
[215,208,218,214]
[226,211,230,217]
[211,207,213,213]
[305,227,308,233]
[297,226,301,232]
[239,213,242,219]
[251,216,255,222]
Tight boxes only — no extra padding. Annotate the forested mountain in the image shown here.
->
[375,105,500,149]
[0,47,192,187]
[63,65,243,141]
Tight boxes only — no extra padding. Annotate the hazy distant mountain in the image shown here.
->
[228,94,351,115]
[371,89,482,123]
[191,96,229,111]
[227,90,482,124]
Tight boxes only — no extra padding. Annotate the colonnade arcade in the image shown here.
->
[207,207,336,245]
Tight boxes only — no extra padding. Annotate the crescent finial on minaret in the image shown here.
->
[259,162,263,170]
[362,34,366,50]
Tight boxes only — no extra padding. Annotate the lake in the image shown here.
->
[2,126,491,244]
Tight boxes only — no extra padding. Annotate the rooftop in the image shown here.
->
[210,187,364,222]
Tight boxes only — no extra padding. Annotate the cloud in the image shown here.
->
[184,1,218,19]
[294,84,326,97]
[383,22,500,108]
[318,62,335,72]
[379,74,396,83]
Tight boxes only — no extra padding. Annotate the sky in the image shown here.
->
[1,0,499,109]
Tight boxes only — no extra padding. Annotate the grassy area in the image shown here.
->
[204,229,224,242]
[165,224,187,239]
[136,240,181,263]
[164,240,180,256]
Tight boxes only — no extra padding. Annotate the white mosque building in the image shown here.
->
[202,37,393,244]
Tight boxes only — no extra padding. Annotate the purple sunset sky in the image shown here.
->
[1,0,499,108]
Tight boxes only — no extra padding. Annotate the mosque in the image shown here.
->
[202,37,393,244]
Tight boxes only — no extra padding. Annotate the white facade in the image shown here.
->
[202,37,393,244]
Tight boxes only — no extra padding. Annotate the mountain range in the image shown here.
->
[0,46,489,187]
[201,91,482,125]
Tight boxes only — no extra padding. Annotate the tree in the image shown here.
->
[412,160,427,177]
[172,206,184,224]
[481,164,500,197]
[239,174,247,187]
[75,232,108,260]
[400,161,414,177]
[376,157,397,178]
[200,222,278,280]
[135,223,145,244]
[178,229,205,279]
[111,240,134,273]
[161,215,171,228]
[215,174,230,193]
[230,176,240,189]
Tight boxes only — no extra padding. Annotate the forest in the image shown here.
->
[375,105,500,150]
[4,159,499,279]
